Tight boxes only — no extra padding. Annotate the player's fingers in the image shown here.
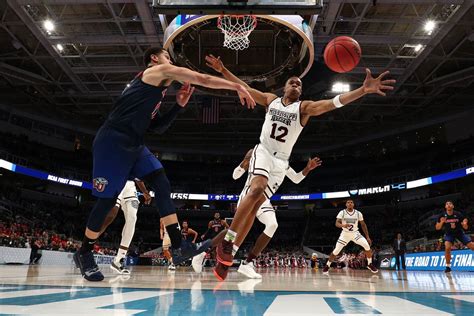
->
[380,85,394,90]
[377,90,386,96]
[190,87,195,95]
[377,70,390,79]
[185,83,191,93]
[247,97,254,109]
[365,68,371,77]
[381,79,396,85]
[208,54,216,60]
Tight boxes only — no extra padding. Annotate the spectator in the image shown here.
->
[392,233,407,270]
[29,238,42,265]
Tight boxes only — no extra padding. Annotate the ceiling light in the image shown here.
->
[414,44,423,52]
[424,20,435,34]
[56,44,64,52]
[43,19,55,32]
[332,82,350,93]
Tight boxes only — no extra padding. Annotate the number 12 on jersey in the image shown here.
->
[270,123,288,143]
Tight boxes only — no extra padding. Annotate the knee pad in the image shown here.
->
[263,221,278,238]
[87,197,117,232]
[123,200,138,224]
[143,169,175,217]
[259,212,278,238]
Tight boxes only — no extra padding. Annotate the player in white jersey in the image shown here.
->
[323,199,378,274]
[205,55,395,280]
[191,148,321,276]
[96,180,151,274]
[234,148,321,278]
[160,218,176,270]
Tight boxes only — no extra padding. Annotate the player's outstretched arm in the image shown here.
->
[286,157,322,184]
[205,55,276,107]
[144,64,256,108]
[301,69,396,118]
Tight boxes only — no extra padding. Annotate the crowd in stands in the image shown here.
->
[0,220,80,252]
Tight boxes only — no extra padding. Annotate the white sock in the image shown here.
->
[232,245,239,256]
[446,264,451,267]
[115,247,127,262]
[326,260,331,267]
[224,230,237,242]
[367,257,372,265]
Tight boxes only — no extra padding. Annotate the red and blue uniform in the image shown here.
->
[92,72,182,198]
[438,211,471,244]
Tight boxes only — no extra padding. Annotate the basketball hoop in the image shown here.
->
[217,15,257,51]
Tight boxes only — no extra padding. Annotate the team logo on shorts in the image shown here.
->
[93,177,108,192]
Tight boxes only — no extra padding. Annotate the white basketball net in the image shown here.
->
[217,15,257,51]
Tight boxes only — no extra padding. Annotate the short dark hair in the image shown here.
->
[143,46,166,65]
[446,200,454,205]
[346,199,354,203]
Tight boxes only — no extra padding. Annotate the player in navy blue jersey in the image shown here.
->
[435,200,474,273]
[74,47,256,281]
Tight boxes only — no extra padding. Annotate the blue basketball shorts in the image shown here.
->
[91,127,162,198]
[444,232,472,245]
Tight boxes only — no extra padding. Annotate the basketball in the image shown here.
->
[324,36,361,73]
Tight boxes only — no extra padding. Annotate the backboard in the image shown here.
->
[152,0,323,15]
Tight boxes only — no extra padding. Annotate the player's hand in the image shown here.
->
[205,54,225,73]
[367,237,372,246]
[362,69,396,96]
[236,85,256,109]
[176,82,195,107]
[143,192,152,205]
[342,223,350,228]
[237,86,256,109]
[306,157,322,171]
[440,217,447,223]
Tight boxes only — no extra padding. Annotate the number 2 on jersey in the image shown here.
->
[270,123,288,143]
[347,224,354,231]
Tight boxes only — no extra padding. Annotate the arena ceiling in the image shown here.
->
[0,0,473,154]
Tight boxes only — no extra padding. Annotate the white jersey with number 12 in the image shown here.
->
[259,97,304,156]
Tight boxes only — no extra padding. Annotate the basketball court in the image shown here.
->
[1,0,473,315]
[1,265,473,315]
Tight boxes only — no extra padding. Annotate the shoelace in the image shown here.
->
[85,266,100,276]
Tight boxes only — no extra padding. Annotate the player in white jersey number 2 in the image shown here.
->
[323,199,378,274]
[205,55,395,280]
